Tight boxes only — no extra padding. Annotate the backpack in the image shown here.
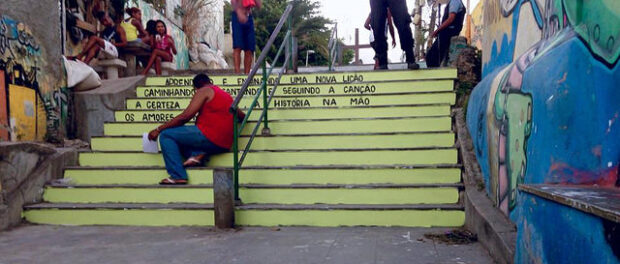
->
[242,0,256,8]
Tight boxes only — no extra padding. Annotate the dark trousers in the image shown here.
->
[426,29,458,68]
[370,0,415,66]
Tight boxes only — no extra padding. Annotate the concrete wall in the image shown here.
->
[0,142,78,230]
[0,1,69,142]
[467,0,619,262]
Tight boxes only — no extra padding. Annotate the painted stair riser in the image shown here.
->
[125,93,456,110]
[64,168,462,185]
[44,188,214,203]
[137,80,455,98]
[23,210,214,226]
[145,69,458,86]
[23,209,464,227]
[90,133,455,152]
[104,117,453,136]
[43,187,459,204]
[79,149,459,167]
[235,210,465,227]
[115,105,452,123]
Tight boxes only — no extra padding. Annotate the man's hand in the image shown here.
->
[148,129,160,141]
[431,30,439,39]
[392,38,397,48]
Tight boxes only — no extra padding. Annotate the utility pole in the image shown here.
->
[413,0,424,60]
[465,0,471,43]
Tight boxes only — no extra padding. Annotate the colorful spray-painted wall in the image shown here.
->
[467,0,619,262]
[0,15,69,142]
[129,0,190,70]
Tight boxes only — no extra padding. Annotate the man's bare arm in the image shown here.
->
[148,88,212,140]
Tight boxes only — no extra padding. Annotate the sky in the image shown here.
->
[316,0,480,64]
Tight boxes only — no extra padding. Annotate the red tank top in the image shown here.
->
[196,85,234,149]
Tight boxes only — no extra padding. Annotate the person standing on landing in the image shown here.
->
[365,8,396,70]
[370,0,420,70]
[148,73,245,185]
[426,0,465,67]
[231,0,262,74]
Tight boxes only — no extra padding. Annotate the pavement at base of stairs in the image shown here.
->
[0,225,494,264]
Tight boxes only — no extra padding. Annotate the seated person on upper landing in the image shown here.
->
[67,14,127,64]
[148,73,246,185]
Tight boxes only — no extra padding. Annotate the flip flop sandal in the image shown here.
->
[183,157,202,167]
[159,178,188,185]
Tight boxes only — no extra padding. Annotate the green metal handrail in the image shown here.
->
[229,3,295,202]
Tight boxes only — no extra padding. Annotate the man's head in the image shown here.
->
[193,73,212,89]
[100,14,114,27]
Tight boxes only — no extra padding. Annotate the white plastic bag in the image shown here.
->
[63,56,102,91]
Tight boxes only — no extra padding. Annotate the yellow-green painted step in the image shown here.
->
[64,168,462,185]
[104,117,453,136]
[79,149,458,167]
[125,93,456,110]
[238,187,459,204]
[23,208,463,227]
[43,187,214,203]
[91,133,455,151]
[236,210,464,227]
[137,80,455,98]
[24,209,214,226]
[115,105,451,122]
[145,69,458,86]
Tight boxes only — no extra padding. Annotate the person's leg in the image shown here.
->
[155,56,162,75]
[231,12,243,74]
[370,0,388,68]
[83,45,101,64]
[159,127,197,180]
[243,15,256,75]
[387,0,418,68]
[244,50,253,75]
[425,38,441,68]
[437,31,456,67]
[141,50,170,75]
[160,126,228,180]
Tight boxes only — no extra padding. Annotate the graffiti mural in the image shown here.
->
[0,15,68,142]
[468,0,618,262]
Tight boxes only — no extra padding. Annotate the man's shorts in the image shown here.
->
[231,12,256,52]
[101,40,119,59]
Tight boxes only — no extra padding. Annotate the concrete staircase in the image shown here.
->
[24,69,464,227]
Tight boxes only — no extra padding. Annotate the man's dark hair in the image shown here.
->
[193,73,212,88]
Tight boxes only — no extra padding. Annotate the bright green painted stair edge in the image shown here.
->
[23,210,214,226]
[125,93,456,110]
[79,149,458,167]
[145,69,458,86]
[104,117,453,136]
[90,133,455,151]
[43,187,214,203]
[43,187,458,204]
[115,105,452,122]
[136,80,455,98]
[235,210,465,227]
[23,209,464,227]
[64,168,462,185]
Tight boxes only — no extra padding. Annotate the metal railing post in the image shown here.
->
[287,16,293,71]
[232,112,240,202]
[261,60,270,135]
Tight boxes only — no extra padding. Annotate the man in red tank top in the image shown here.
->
[148,74,245,185]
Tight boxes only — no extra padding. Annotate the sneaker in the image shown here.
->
[408,62,420,70]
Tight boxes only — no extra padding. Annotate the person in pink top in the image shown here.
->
[148,73,245,185]
[142,20,177,75]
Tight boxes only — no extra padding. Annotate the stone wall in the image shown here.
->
[0,142,77,230]
[0,1,69,142]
